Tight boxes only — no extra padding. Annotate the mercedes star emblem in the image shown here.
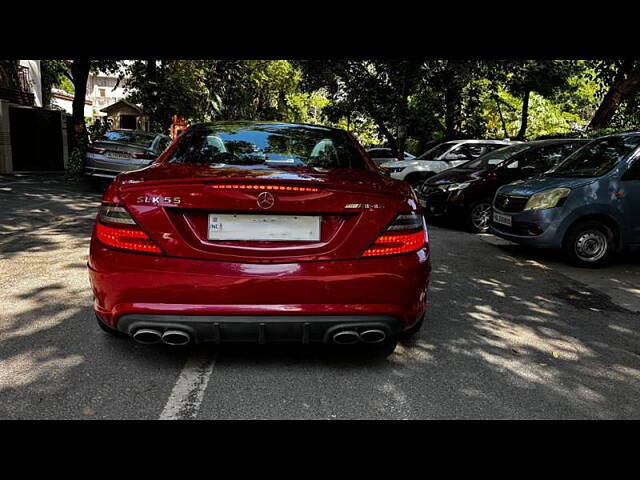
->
[257,191,275,209]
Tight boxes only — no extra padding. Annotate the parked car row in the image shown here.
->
[373,139,514,188]
[404,132,640,267]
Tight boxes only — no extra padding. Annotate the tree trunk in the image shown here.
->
[515,89,531,140]
[444,82,462,140]
[494,95,509,138]
[70,59,90,145]
[589,61,640,129]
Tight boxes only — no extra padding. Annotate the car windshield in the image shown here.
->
[167,123,367,170]
[459,144,532,170]
[547,134,640,178]
[100,131,156,147]
[416,142,457,160]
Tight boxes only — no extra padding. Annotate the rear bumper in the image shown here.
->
[88,241,431,342]
[115,313,402,344]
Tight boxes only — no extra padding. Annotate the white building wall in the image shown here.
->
[18,60,42,107]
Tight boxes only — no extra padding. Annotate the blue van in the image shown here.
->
[490,131,640,267]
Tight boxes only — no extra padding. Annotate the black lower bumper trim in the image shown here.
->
[116,314,402,344]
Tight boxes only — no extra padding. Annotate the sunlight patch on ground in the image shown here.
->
[0,349,84,391]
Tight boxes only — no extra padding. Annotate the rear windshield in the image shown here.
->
[100,131,156,147]
[167,123,367,170]
[548,134,640,178]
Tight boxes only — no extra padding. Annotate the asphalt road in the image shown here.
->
[1,173,640,419]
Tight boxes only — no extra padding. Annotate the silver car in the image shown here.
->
[366,147,415,166]
[381,139,516,188]
[85,129,171,185]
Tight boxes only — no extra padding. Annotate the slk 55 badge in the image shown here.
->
[137,195,182,205]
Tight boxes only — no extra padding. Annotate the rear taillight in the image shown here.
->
[362,213,428,257]
[132,152,157,160]
[95,205,162,254]
[87,146,106,154]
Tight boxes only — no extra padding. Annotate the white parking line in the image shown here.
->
[159,350,217,420]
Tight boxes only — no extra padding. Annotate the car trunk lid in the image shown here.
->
[116,164,410,263]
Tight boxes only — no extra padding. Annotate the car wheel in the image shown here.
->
[95,314,126,337]
[563,220,615,268]
[467,201,492,233]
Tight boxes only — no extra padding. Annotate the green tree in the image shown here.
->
[489,60,580,140]
[588,60,640,130]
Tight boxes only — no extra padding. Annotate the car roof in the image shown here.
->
[595,130,640,140]
[519,138,591,147]
[442,139,514,145]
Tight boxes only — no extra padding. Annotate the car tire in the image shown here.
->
[95,314,126,337]
[563,220,616,268]
[466,200,493,233]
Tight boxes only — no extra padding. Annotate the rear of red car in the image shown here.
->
[88,122,431,351]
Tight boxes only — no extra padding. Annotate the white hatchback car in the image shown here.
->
[382,139,516,188]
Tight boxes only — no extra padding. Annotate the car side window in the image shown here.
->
[623,157,640,181]
[445,145,475,160]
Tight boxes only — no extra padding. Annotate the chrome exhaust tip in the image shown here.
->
[359,329,387,344]
[332,330,360,345]
[132,328,162,345]
[161,329,191,346]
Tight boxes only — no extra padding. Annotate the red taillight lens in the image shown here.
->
[96,223,162,253]
[95,205,162,254]
[87,146,106,154]
[362,213,427,258]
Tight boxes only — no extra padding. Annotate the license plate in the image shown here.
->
[208,214,320,241]
[493,212,512,227]
[106,152,131,160]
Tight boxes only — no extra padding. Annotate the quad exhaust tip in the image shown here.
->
[332,328,387,345]
[332,330,361,345]
[360,329,387,344]
[132,328,162,345]
[161,329,191,346]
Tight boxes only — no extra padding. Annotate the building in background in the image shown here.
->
[0,60,68,173]
[86,71,127,120]
[100,100,149,131]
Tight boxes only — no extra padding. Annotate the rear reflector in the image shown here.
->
[208,184,319,192]
[96,223,162,253]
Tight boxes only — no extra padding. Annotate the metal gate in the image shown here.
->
[9,107,63,171]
